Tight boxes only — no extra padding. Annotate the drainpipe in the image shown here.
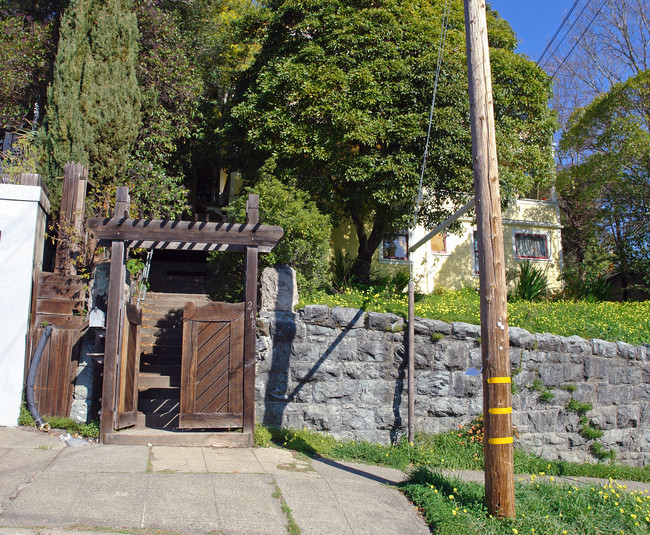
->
[25,326,52,431]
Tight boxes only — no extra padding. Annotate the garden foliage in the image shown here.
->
[208,178,332,301]
[227,0,557,283]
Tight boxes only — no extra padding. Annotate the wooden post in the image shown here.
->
[100,187,130,442]
[243,194,259,446]
[463,0,515,517]
[54,162,87,274]
[407,280,415,443]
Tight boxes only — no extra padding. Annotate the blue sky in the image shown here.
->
[488,1,577,62]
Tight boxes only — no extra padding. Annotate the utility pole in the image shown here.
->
[463,0,515,518]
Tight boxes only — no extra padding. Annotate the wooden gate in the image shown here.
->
[89,189,283,444]
[115,304,142,429]
[180,302,245,429]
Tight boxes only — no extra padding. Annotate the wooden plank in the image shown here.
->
[187,302,244,323]
[34,314,86,330]
[197,324,229,361]
[39,273,85,286]
[179,413,243,429]
[37,283,85,300]
[100,187,129,442]
[36,299,83,316]
[229,314,244,414]
[243,194,259,445]
[33,328,50,414]
[120,240,275,253]
[117,307,135,428]
[196,355,229,407]
[180,307,197,417]
[54,331,71,416]
[87,217,283,249]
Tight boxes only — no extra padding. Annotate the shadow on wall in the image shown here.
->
[261,306,408,443]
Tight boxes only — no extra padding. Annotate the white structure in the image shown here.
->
[0,181,49,426]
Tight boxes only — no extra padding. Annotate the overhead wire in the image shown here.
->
[536,0,581,65]
[549,0,608,79]
[409,0,452,280]
[538,0,591,70]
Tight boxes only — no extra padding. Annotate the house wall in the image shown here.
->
[331,198,563,293]
[256,306,650,466]
[0,183,49,426]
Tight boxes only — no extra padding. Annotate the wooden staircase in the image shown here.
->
[105,290,251,446]
[136,291,210,430]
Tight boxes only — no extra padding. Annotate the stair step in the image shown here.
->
[140,362,180,375]
[139,374,180,389]
[140,356,181,368]
[136,411,179,429]
[138,387,180,400]
[132,290,211,431]
[140,332,183,348]
[138,398,180,413]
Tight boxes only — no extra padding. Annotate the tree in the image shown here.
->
[126,0,258,218]
[0,1,57,130]
[45,0,141,208]
[557,69,650,298]
[208,178,332,301]
[543,0,649,126]
[226,0,557,283]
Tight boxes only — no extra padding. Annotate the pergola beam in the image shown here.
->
[87,217,283,249]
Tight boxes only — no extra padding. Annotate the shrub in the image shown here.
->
[208,178,332,301]
[512,261,549,301]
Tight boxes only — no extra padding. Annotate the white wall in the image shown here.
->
[0,184,49,426]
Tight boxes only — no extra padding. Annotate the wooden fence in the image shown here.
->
[23,163,89,419]
[27,271,87,418]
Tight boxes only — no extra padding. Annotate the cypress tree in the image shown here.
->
[46,0,141,205]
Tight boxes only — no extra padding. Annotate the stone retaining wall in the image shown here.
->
[256,305,650,465]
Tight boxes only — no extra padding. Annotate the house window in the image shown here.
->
[382,231,408,261]
[513,231,550,260]
[430,232,447,254]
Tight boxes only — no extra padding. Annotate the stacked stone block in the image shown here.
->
[255,305,650,465]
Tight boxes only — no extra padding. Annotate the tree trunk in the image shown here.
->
[350,213,385,285]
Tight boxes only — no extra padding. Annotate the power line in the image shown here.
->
[411,0,452,234]
[550,0,607,79]
[539,0,592,70]
[536,0,581,65]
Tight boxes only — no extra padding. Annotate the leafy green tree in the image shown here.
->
[0,2,56,130]
[558,69,650,298]
[225,0,556,283]
[208,178,331,301]
[45,0,141,208]
[127,0,257,218]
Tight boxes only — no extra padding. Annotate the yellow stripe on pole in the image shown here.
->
[487,377,511,384]
[488,437,513,445]
[488,407,512,415]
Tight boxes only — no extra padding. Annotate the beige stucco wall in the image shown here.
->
[331,198,563,293]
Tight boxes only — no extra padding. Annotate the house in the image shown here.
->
[332,196,563,293]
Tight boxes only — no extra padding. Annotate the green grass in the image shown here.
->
[299,287,650,345]
[258,424,650,483]
[261,424,650,533]
[402,467,650,534]
[19,404,99,438]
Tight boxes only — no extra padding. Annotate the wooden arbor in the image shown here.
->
[87,187,283,445]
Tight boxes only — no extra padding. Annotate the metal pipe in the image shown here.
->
[26,326,53,431]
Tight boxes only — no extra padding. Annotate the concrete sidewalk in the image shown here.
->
[0,427,428,535]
